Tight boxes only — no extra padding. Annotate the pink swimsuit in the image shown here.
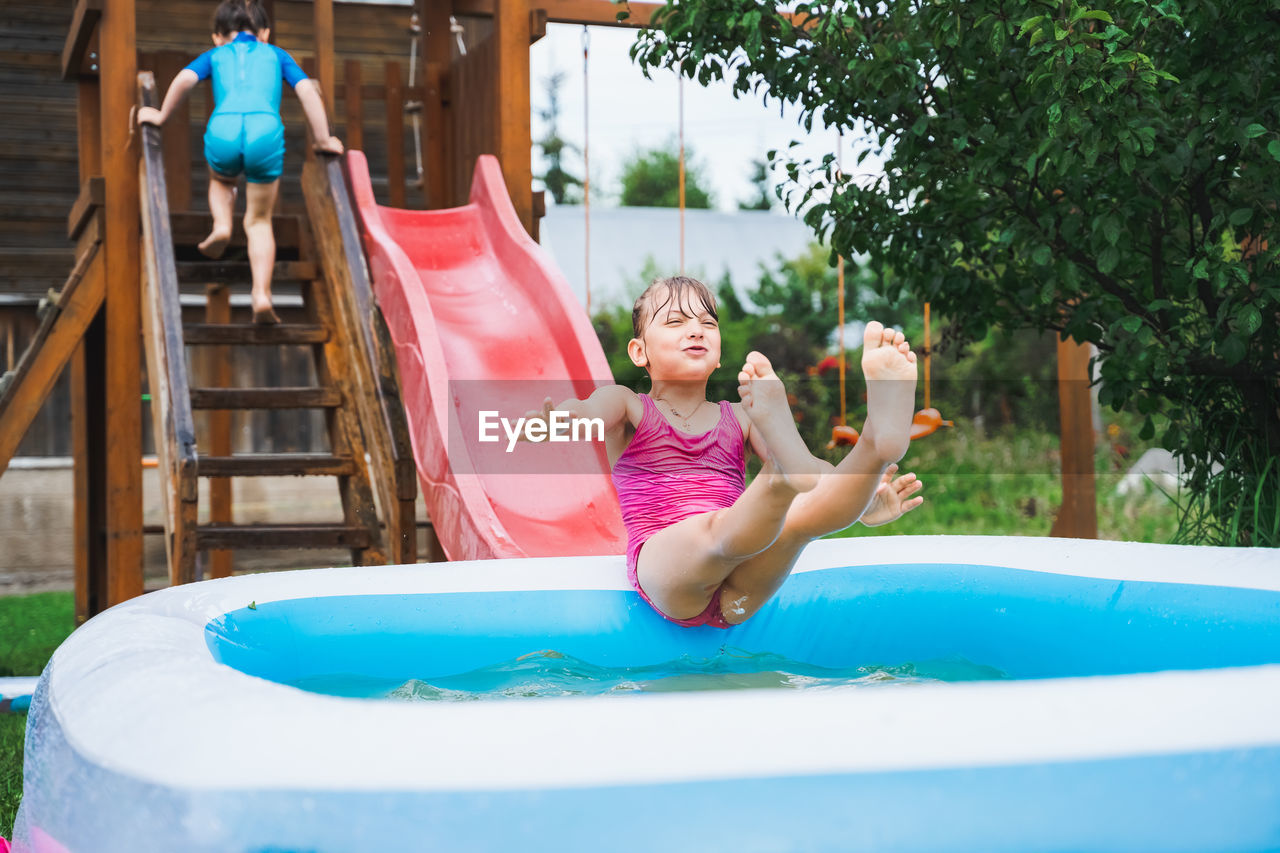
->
[611,394,746,629]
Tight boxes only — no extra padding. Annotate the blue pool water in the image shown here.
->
[208,564,1280,693]
[289,648,1010,700]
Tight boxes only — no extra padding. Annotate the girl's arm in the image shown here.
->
[527,385,636,435]
[137,69,199,126]
[293,79,344,154]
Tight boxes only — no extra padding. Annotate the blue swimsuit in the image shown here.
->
[184,33,308,183]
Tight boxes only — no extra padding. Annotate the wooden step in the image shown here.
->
[176,260,316,284]
[190,387,342,409]
[170,212,302,250]
[197,454,357,478]
[196,523,372,550]
[183,323,329,345]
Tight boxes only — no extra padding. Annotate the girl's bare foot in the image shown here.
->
[738,352,823,492]
[860,321,918,462]
[198,228,232,259]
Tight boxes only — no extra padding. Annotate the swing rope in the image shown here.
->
[678,74,686,275]
[582,26,591,314]
[836,132,846,428]
[407,13,425,193]
[923,302,931,411]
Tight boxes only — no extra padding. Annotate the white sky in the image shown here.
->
[530,23,865,213]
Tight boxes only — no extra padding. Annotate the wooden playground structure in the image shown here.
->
[0,0,1096,624]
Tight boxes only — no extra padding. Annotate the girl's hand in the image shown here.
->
[859,463,924,527]
[136,106,164,126]
[313,135,344,155]
[521,397,555,429]
[517,397,565,443]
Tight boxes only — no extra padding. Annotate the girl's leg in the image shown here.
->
[716,441,890,623]
[637,354,825,620]
[635,459,811,620]
[199,173,237,259]
[244,179,280,324]
[717,322,919,623]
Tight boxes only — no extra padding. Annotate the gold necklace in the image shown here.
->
[654,396,704,430]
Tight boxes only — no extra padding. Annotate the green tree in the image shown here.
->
[739,157,774,210]
[619,142,714,208]
[535,72,582,204]
[630,0,1280,546]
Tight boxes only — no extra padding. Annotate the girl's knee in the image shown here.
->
[242,210,274,231]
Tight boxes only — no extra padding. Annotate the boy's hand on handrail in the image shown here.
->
[313,135,344,156]
[136,106,164,127]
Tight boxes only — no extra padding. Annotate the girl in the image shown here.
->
[534,275,923,628]
[137,0,343,324]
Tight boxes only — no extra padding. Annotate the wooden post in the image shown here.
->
[313,0,336,117]
[72,314,108,623]
[77,80,102,179]
[206,284,233,579]
[494,0,533,234]
[153,51,192,211]
[73,39,104,622]
[1051,336,1098,539]
[100,0,144,605]
[385,61,407,208]
[344,59,363,152]
[419,0,449,208]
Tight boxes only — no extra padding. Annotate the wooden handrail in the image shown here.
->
[303,155,419,563]
[137,72,200,584]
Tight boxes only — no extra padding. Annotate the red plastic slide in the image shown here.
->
[347,151,626,561]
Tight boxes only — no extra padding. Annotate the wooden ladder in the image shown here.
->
[138,73,418,584]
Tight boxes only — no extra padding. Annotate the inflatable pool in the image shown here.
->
[13,536,1280,852]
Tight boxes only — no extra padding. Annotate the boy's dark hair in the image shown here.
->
[631,275,718,339]
[213,0,270,36]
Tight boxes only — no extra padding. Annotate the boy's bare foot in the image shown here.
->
[860,321,918,462]
[252,306,280,325]
[198,228,231,259]
[739,352,823,492]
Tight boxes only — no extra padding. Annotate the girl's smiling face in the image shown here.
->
[628,283,721,380]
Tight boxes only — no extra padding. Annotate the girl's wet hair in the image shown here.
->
[631,275,718,339]
[213,0,270,36]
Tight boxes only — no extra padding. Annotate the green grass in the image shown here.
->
[826,425,1180,542]
[0,591,76,839]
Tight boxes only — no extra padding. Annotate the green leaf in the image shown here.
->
[1018,15,1046,37]
[1101,215,1121,245]
[1229,207,1253,226]
[1119,315,1143,333]
[1080,10,1114,23]
[1097,245,1120,274]
[1219,334,1246,366]
[1118,147,1135,174]
[1235,304,1263,337]
[1269,140,1280,162]
[1244,123,1267,139]
[1192,258,1209,279]
[1032,245,1053,265]
[1139,417,1155,440]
